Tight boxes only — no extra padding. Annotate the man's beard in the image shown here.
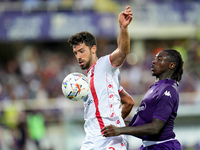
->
[80,52,92,70]
[81,60,91,70]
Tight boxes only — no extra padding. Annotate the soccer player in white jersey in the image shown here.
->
[68,5,133,150]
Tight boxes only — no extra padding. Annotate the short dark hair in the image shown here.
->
[68,31,97,49]
[163,49,184,82]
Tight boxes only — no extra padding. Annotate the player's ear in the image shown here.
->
[91,45,97,54]
[169,62,175,70]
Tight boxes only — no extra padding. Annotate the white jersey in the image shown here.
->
[83,55,126,137]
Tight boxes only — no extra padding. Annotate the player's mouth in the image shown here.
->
[151,65,155,71]
[79,60,85,66]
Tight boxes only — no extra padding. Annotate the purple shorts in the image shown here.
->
[139,139,182,150]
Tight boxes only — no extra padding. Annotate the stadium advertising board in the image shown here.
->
[0,12,117,41]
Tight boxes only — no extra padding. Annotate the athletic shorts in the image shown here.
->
[139,139,182,150]
[81,135,128,150]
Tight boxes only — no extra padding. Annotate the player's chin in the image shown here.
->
[80,65,85,70]
[80,65,87,70]
[151,71,156,76]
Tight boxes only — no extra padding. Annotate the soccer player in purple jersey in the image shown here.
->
[101,49,184,150]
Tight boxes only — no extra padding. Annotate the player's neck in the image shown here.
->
[87,57,98,71]
[156,70,174,82]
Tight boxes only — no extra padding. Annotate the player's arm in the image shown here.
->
[110,5,133,67]
[119,89,134,119]
[101,88,175,137]
[101,118,165,137]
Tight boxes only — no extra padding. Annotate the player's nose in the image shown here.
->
[76,52,82,59]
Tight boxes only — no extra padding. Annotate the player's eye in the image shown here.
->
[73,51,77,55]
[157,57,162,61]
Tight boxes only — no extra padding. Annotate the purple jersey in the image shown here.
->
[129,79,179,141]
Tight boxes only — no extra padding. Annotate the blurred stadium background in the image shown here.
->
[0,0,200,150]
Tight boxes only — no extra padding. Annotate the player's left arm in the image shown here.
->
[101,86,178,137]
[120,89,135,119]
[110,5,133,67]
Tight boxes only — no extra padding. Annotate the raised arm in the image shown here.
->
[110,5,133,67]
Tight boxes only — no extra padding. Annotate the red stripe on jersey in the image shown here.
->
[90,67,105,132]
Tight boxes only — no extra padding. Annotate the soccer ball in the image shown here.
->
[62,72,90,101]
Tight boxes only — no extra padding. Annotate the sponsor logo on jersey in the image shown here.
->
[136,102,146,113]
[164,90,171,97]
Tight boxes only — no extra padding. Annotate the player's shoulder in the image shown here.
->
[163,79,178,90]
[153,79,177,95]
[97,54,120,72]
[98,55,109,62]
[160,79,179,97]
[97,55,111,68]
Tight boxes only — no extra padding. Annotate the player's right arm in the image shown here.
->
[110,5,133,67]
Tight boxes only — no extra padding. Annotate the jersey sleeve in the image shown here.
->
[153,86,179,122]
[99,55,121,73]
[118,86,123,93]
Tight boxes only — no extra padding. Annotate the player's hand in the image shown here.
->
[118,5,133,28]
[101,125,121,137]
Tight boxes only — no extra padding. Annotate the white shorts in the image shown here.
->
[81,135,128,150]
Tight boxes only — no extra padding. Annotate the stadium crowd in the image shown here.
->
[0,0,199,150]
[0,39,199,105]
